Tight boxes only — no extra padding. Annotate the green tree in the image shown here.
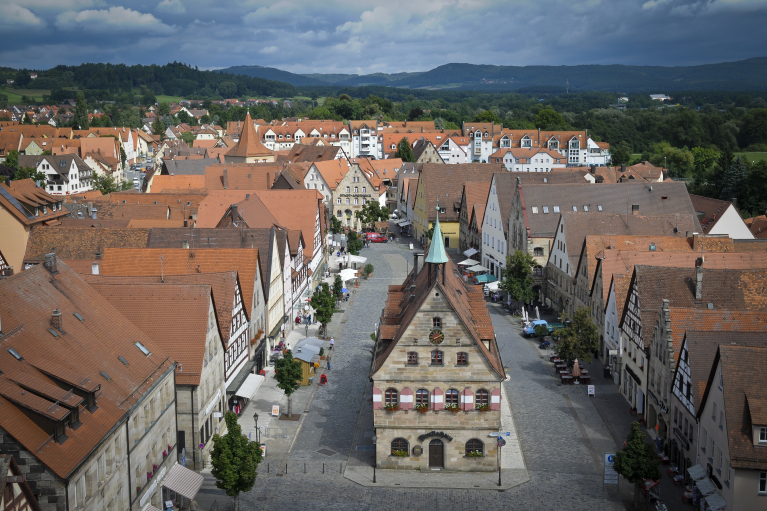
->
[721,156,748,202]
[742,161,767,216]
[394,137,415,162]
[329,215,342,234]
[13,166,46,182]
[210,411,262,511]
[648,142,694,178]
[691,147,719,177]
[347,230,364,255]
[74,92,89,130]
[93,174,127,195]
[534,324,549,340]
[309,106,332,120]
[15,70,31,88]
[610,141,632,166]
[332,274,344,304]
[357,201,390,226]
[554,307,599,363]
[152,119,166,139]
[141,91,157,106]
[0,93,8,110]
[500,250,537,307]
[474,110,502,124]
[157,102,170,116]
[534,108,565,129]
[22,112,34,125]
[218,81,238,98]
[274,350,302,418]
[613,422,661,507]
[310,283,335,335]
[4,150,19,171]
[407,107,424,121]
[180,131,195,147]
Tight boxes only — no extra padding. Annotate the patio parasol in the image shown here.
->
[535,306,540,320]
[572,359,581,384]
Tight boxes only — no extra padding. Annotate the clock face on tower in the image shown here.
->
[429,329,444,345]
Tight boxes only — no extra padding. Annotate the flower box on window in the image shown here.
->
[444,404,460,413]
[391,450,408,457]
[466,450,484,458]
[383,403,399,412]
[414,403,429,414]
[152,464,159,472]
[475,404,491,412]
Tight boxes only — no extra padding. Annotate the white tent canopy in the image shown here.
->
[345,254,367,264]
[463,247,478,257]
[484,281,499,291]
[163,463,205,501]
[234,374,264,399]
[458,259,478,266]
[339,269,359,281]
[399,221,412,227]
[467,265,490,272]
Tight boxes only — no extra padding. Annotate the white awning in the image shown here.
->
[345,254,367,264]
[340,269,359,281]
[696,478,718,496]
[467,265,489,272]
[704,493,727,510]
[687,464,707,481]
[234,374,264,399]
[399,221,412,227]
[485,281,500,291]
[162,463,205,500]
[463,247,478,257]
[458,259,478,266]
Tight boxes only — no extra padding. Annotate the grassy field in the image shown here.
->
[1,87,51,104]
[736,152,767,164]
[155,94,185,103]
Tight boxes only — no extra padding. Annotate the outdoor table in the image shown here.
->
[561,375,573,384]
[673,475,685,487]
[550,354,559,362]
[580,369,589,376]
[555,363,567,370]
[667,466,678,477]
[580,375,591,384]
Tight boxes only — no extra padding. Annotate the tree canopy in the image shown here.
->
[394,138,415,162]
[500,250,537,305]
[274,350,302,418]
[210,411,262,511]
[554,307,599,363]
[613,422,661,505]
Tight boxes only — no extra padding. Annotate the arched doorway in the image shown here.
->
[429,439,444,469]
[648,404,657,432]
[344,209,353,226]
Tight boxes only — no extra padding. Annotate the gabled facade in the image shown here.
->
[349,120,379,159]
[18,154,94,196]
[331,163,378,230]
[371,221,504,472]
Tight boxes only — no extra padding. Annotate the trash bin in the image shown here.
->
[603,367,611,378]
[308,377,313,385]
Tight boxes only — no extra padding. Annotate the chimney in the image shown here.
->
[44,253,58,274]
[621,164,626,173]
[183,219,188,227]
[232,203,239,222]
[631,204,639,215]
[91,262,99,275]
[223,168,229,189]
[182,240,189,249]
[267,172,271,187]
[695,259,703,301]
[51,308,63,332]
[590,165,596,175]
[413,253,423,276]
[686,231,692,238]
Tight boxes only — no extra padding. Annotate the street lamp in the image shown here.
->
[253,412,260,443]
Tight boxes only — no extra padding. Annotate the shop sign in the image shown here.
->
[647,390,669,414]
[417,431,453,442]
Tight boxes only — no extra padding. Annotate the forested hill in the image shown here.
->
[5,62,297,99]
[220,57,767,92]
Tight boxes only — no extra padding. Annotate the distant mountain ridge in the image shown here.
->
[220,58,767,91]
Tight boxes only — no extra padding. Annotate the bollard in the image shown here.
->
[323,463,325,473]
[304,463,306,473]
[267,463,269,474]
[340,462,342,474]
[286,463,288,475]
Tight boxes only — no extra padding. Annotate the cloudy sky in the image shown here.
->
[1,0,766,75]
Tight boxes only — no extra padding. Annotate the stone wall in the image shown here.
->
[0,427,67,511]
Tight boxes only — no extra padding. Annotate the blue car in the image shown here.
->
[523,320,552,337]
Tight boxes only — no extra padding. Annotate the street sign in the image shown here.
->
[272,405,280,416]
[588,385,595,396]
[489,432,511,437]
[603,453,619,485]
[213,412,222,418]
[497,437,506,447]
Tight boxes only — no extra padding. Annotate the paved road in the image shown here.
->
[227,239,629,511]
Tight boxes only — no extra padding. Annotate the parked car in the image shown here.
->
[367,233,388,243]
[522,320,552,337]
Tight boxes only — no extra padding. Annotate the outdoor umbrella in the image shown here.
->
[475,274,498,283]
[342,288,349,293]
[572,359,581,384]
[535,306,540,320]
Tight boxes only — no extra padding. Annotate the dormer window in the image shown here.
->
[760,427,767,443]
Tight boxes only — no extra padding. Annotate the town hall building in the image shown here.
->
[371,215,505,471]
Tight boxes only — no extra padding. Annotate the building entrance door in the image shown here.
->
[429,439,444,469]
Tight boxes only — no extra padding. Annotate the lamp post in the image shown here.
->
[253,412,260,444]
[371,435,377,483]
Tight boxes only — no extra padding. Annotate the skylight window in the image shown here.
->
[543,206,549,214]
[8,348,23,361]
[531,207,538,214]
[572,206,577,212]
[134,342,151,357]
[118,356,129,366]
[48,329,59,338]
[597,205,603,211]
[583,206,589,212]
[73,312,84,322]
[100,371,111,381]
[553,206,560,213]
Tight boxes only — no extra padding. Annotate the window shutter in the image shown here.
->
[372,387,382,410]
[491,387,501,410]
[400,387,413,410]
[431,387,444,409]
[461,388,473,411]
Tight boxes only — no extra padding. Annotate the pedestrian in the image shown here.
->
[330,337,334,350]
[326,354,331,370]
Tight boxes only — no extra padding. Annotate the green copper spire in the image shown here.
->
[424,205,448,264]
